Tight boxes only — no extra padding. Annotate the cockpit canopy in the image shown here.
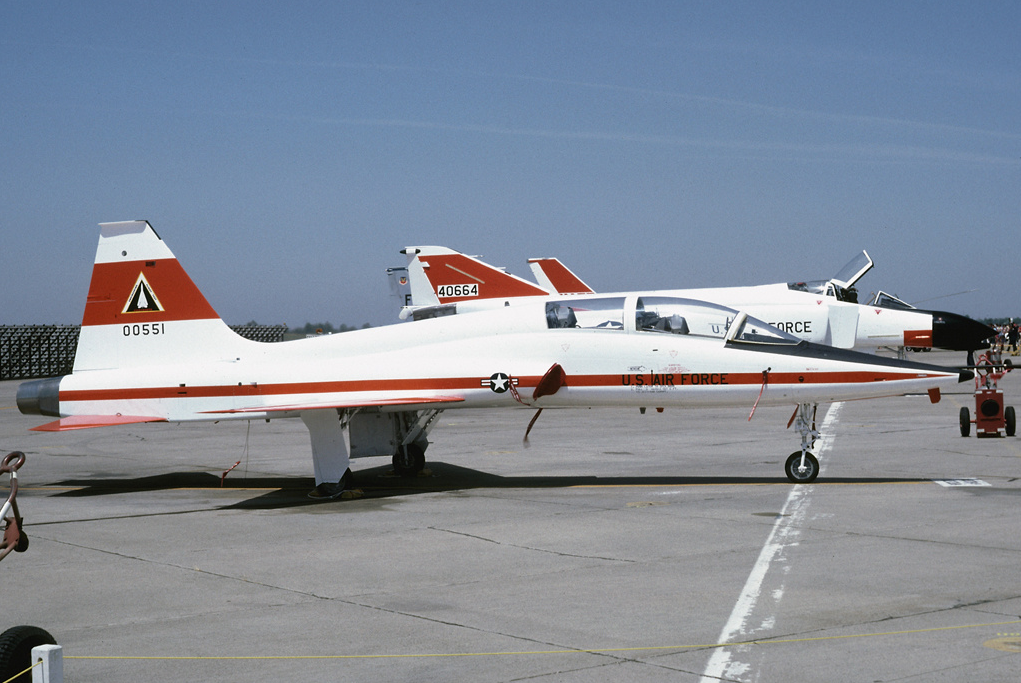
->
[546,296,625,330]
[787,250,873,303]
[637,297,799,344]
[545,296,800,345]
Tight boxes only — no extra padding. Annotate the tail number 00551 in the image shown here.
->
[123,323,166,337]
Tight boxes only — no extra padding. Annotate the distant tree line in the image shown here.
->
[297,322,373,335]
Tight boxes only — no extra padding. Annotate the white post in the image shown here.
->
[31,644,62,683]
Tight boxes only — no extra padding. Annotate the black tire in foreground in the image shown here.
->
[0,625,56,682]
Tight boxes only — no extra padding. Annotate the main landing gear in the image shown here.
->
[784,403,820,483]
[392,442,426,477]
[389,410,440,478]
[302,409,441,500]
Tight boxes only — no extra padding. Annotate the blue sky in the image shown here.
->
[2,1,1019,327]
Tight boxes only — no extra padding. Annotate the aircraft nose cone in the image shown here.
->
[930,311,995,351]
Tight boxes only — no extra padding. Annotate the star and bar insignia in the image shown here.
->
[482,372,518,393]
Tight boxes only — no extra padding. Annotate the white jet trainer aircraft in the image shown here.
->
[18,222,971,498]
[396,247,993,356]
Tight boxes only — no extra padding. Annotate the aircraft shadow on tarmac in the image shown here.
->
[50,463,929,510]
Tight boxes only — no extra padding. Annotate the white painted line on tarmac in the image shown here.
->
[699,403,842,683]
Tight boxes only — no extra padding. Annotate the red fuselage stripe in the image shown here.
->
[58,370,944,403]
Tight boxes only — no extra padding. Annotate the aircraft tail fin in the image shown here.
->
[402,246,549,308]
[74,221,250,371]
[386,266,412,312]
[527,257,595,294]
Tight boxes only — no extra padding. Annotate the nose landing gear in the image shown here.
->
[785,403,820,483]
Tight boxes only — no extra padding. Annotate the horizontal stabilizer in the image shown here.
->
[527,257,594,294]
[30,415,169,432]
[202,395,465,415]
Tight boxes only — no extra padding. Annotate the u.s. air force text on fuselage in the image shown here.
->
[622,372,730,389]
[769,321,812,335]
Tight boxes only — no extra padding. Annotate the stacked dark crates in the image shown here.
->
[0,325,287,380]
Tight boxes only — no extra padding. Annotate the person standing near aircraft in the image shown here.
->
[1008,320,1019,356]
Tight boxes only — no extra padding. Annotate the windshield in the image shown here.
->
[788,280,832,296]
[870,291,915,310]
[546,297,626,330]
[726,311,801,345]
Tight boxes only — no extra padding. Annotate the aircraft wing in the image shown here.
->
[203,395,465,415]
[30,398,464,430]
[30,415,169,432]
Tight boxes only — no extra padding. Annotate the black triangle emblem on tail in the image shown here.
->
[123,273,165,314]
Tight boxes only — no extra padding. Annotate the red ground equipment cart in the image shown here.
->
[959,352,1015,437]
[0,451,27,561]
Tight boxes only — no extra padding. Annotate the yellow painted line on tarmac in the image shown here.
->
[572,481,928,489]
[984,635,1021,653]
[63,619,1020,662]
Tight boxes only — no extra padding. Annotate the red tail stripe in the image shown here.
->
[82,259,218,326]
[420,255,547,300]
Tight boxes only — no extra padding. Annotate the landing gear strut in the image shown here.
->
[785,403,820,483]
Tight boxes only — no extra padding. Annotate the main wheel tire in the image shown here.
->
[959,407,971,437]
[1006,406,1016,437]
[785,451,819,483]
[392,443,425,477]
[0,625,56,683]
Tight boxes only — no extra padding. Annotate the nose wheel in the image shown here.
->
[785,451,819,483]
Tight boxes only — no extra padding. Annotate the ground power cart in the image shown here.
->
[960,353,1015,437]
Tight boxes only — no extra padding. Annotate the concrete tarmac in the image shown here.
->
[2,350,1020,682]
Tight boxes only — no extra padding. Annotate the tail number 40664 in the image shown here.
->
[437,284,479,298]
